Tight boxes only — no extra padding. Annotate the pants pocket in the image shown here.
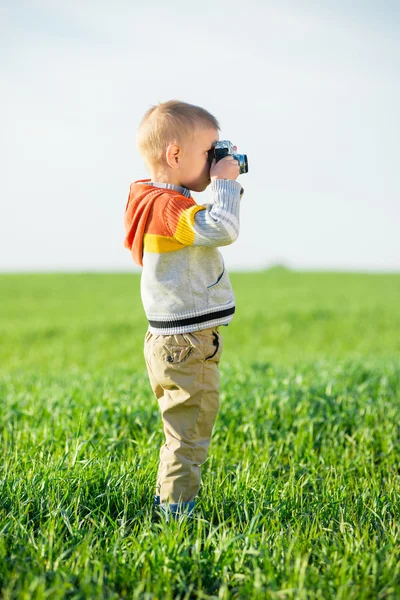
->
[205,330,223,362]
[161,344,193,365]
[205,332,219,360]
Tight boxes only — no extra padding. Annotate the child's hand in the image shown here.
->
[210,146,240,181]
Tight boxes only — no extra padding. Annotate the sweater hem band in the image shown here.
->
[148,306,235,329]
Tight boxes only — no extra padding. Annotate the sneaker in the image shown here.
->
[153,495,196,523]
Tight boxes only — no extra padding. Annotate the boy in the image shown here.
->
[123,100,244,522]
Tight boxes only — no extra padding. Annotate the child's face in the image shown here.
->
[170,127,219,192]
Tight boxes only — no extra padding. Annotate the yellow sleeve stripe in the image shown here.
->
[143,233,185,254]
[174,205,205,246]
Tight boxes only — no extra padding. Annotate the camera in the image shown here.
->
[209,140,248,174]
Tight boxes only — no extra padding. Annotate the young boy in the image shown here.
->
[123,100,244,522]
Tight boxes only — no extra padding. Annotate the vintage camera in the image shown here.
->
[209,140,248,174]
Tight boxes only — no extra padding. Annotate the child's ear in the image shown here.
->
[165,144,180,169]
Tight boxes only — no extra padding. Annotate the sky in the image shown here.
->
[1,0,399,272]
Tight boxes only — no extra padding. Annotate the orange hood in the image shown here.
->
[123,179,168,267]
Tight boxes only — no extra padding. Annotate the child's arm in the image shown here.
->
[164,157,244,248]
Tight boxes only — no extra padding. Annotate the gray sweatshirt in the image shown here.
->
[123,178,243,334]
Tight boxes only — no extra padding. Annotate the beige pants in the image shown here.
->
[144,325,223,505]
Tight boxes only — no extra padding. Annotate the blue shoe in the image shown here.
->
[154,494,196,522]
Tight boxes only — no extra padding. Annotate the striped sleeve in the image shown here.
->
[164,179,243,248]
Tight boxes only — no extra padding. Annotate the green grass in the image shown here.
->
[0,269,399,599]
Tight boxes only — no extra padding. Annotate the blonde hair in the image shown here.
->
[136,99,220,172]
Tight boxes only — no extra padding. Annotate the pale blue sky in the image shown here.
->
[1,0,399,272]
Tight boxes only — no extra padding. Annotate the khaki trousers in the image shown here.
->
[144,325,223,505]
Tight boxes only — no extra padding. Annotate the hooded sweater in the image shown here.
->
[123,177,243,334]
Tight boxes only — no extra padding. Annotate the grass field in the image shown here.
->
[0,269,399,599]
